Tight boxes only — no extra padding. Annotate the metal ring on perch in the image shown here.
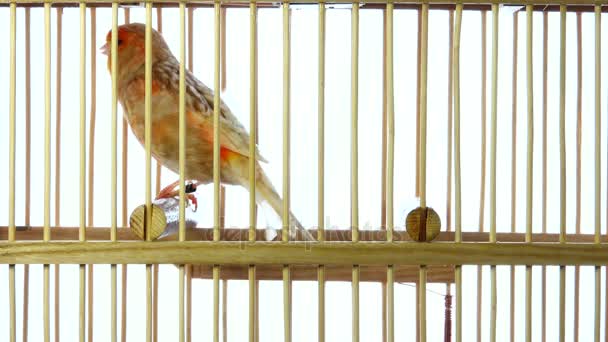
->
[405,206,441,242]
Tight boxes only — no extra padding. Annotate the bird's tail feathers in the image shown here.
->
[249,174,315,242]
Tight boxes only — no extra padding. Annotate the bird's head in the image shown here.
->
[101,23,174,80]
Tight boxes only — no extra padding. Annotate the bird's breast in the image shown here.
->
[120,81,218,183]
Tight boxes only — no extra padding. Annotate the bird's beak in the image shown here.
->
[100,42,110,56]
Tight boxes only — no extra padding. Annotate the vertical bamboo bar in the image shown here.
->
[122,7,130,228]
[318,2,326,341]
[121,9,130,342]
[453,4,463,342]
[110,3,119,342]
[23,7,31,342]
[213,2,222,342]
[541,10,548,342]
[445,5,454,336]
[381,10,388,341]
[282,2,291,341]
[248,0,257,341]
[385,1,395,340]
[145,3,153,342]
[415,8,421,199]
[419,3,428,211]
[418,4,428,342]
[44,3,52,342]
[87,7,97,342]
[88,9,96,342]
[249,0,257,245]
[8,2,16,342]
[490,4,498,342]
[351,1,359,240]
[574,12,582,342]
[558,5,566,342]
[525,6,533,342]
[8,265,17,342]
[55,8,63,338]
[55,9,62,227]
[510,12,517,342]
[248,266,255,342]
[155,6,163,198]
[594,5,602,342]
[178,3,187,342]
[477,11,487,342]
[185,9,193,342]
[446,9,454,235]
[351,1,360,341]
[79,3,86,342]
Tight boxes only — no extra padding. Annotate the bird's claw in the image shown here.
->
[156,180,199,212]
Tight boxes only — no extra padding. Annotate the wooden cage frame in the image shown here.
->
[1,1,607,342]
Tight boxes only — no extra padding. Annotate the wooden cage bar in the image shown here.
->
[121,8,130,342]
[489,4,498,342]
[144,4,153,342]
[351,1,360,341]
[110,4,119,342]
[477,10,486,342]
[43,3,51,342]
[418,3,429,341]
[525,5,533,342]
[559,5,566,342]
[248,0,258,341]
[23,7,32,342]
[54,8,62,340]
[8,2,16,342]
[453,4,462,342]
[595,5,602,342]
[541,10,548,342]
[88,8,97,342]
[178,2,187,341]
[212,1,221,341]
[509,10,517,342]
[185,8,194,341]
[385,0,394,341]
[79,2,86,341]
[318,1,326,341]
[282,3,292,341]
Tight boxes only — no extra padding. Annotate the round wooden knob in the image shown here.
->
[405,207,441,242]
[129,204,167,241]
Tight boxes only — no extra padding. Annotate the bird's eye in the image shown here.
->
[117,39,123,45]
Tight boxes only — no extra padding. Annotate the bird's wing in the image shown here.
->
[154,60,267,162]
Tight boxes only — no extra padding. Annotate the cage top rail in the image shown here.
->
[0,0,605,10]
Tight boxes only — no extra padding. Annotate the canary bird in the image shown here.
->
[101,23,311,240]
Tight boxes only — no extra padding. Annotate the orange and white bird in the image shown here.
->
[101,23,310,239]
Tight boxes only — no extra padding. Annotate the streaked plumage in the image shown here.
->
[101,23,309,238]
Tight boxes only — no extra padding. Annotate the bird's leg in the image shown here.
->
[156,180,180,199]
[156,180,200,212]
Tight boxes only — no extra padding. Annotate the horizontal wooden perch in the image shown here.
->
[1,227,606,243]
[2,240,608,266]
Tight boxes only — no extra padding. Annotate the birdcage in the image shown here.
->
[1,0,607,341]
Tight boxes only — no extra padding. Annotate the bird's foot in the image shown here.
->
[156,180,199,212]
